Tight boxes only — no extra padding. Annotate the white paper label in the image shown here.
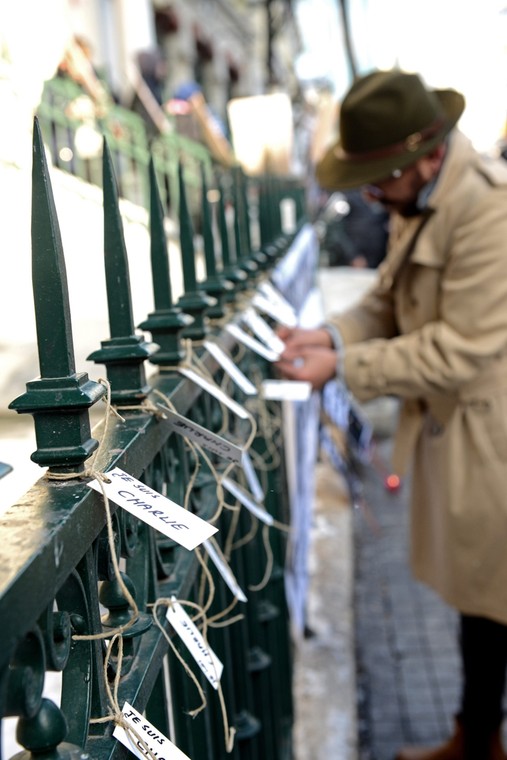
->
[204,340,258,396]
[166,598,223,689]
[261,379,312,401]
[257,281,298,326]
[241,308,286,354]
[203,538,247,602]
[222,477,273,526]
[179,366,249,420]
[225,323,280,362]
[159,406,243,463]
[251,292,298,328]
[241,451,265,502]
[114,701,190,760]
[88,468,217,551]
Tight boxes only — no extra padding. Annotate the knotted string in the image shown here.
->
[90,633,161,760]
[152,597,236,752]
[43,379,140,641]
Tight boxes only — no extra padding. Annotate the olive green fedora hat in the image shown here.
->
[316,69,465,190]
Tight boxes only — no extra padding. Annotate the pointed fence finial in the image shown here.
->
[197,165,233,320]
[138,157,194,366]
[87,138,157,403]
[217,176,247,297]
[9,118,106,472]
[175,160,216,340]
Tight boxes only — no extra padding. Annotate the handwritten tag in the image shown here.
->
[252,292,297,328]
[241,307,286,354]
[88,468,217,551]
[261,379,312,401]
[204,340,258,396]
[225,323,280,362]
[179,366,250,420]
[166,598,223,689]
[222,477,273,526]
[114,701,190,760]
[203,538,247,602]
[159,406,243,463]
[241,451,265,502]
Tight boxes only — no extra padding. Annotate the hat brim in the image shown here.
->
[315,89,465,190]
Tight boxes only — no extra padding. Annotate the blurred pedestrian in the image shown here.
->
[319,187,388,267]
[130,48,169,139]
[276,69,507,760]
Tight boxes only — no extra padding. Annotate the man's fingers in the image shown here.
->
[276,326,293,341]
[275,346,339,390]
[274,359,302,381]
[279,345,302,361]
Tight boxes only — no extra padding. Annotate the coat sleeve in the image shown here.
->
[326,261,399,344]
[332,193,507,403]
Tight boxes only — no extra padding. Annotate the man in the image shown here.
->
[276,69,507,759]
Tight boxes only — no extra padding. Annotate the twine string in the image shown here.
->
[43,379,140,641]
[152,597,236,751]
[90,634,160,760]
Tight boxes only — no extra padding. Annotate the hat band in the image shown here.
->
[338,117,446,163]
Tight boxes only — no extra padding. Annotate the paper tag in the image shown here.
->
[179,366,250,420]
[251,292,298,328]
[261,379,312,401]
[241,308,286,354]
[88,468,217,551]
[204,340,258,396]
[225,323,280,362]
[241,451,265,502]
[114,701,190,760]
[222,477,273,526]
[166,598,223,689]
[159,406,243,463]
[257,281,298,327]
[203,538,247,602]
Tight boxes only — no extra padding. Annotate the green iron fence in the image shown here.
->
[0,116,310,760]
[37,76,213,221]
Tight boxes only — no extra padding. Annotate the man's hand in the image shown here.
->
[275,345,338,390]
[276,326,333,350]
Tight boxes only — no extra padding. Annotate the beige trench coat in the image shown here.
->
[328,131,507,624]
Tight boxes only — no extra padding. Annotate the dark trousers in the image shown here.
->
[460,613,507,757]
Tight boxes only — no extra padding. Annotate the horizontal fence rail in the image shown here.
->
[0,117,312,760]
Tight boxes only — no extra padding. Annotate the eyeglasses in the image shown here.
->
[364,168,404,198]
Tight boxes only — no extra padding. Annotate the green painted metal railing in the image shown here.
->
[37,76,213,220]
[0,116,307,759]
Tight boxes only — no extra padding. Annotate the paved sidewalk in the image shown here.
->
[293,461,357,760]
[353,436,462,760]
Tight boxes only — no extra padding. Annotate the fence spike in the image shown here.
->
[217,176,247,297]
[87,138,157,404]
[197,165,233,320]
[239,168,268,271]
[175,160,216,340]
[9,117,106,472]
[138,157,193,366]
[231,167,258,285]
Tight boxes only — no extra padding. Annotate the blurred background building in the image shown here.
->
[2,0,507,192]
[2,0,507,406]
